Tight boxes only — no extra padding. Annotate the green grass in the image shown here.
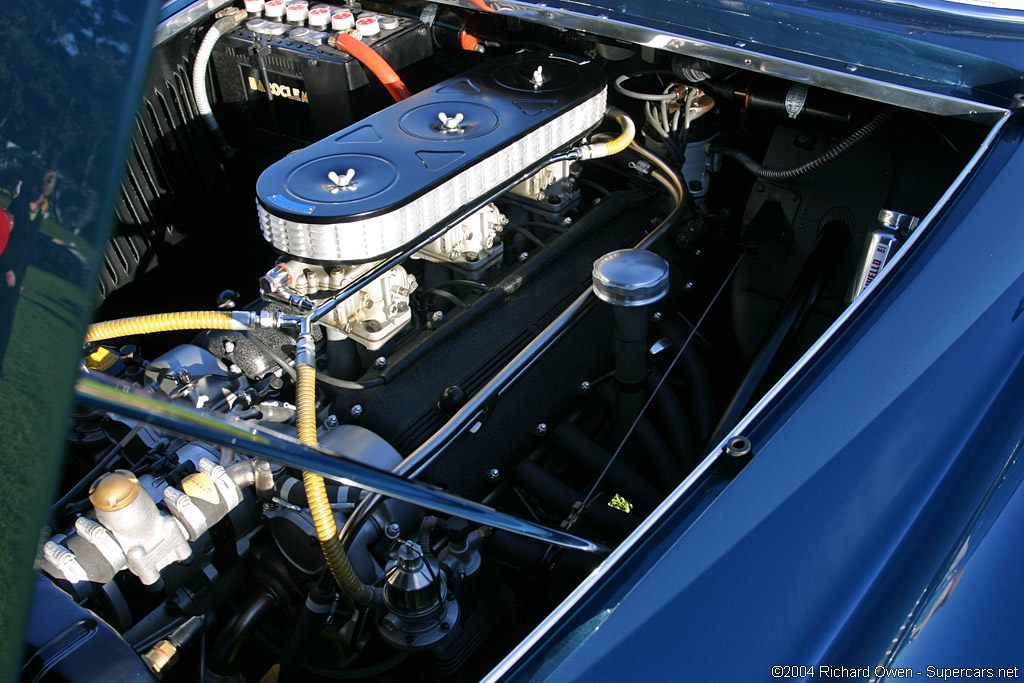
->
[0,262,90,669]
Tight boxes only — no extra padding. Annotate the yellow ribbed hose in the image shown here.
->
[577,108,636,161]
[85,311,241,343]
[295,364,373,605]
[602,108,636,156]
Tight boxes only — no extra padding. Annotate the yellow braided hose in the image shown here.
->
[85,311,241,343]
[295,364,373,605]
[602,108,636,157]
[577,108,636,161]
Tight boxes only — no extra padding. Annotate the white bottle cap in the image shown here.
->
[308,6,331,27]
[356,15,379,36]
[264,0,286,18]
[286,2,309,22]
[331,10,355,29]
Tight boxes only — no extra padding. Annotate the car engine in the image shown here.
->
[27,1,993,680]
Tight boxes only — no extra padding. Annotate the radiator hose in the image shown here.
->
[85,311,252,343]
[294,335,374,605]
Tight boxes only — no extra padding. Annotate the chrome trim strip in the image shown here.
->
[482,108,1011,681]
[434,0,1006,119]
[154,0,231,46]
[874,0,1024,24]
[74,372,607,554]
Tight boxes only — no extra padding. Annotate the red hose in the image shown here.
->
[333,33,411,102]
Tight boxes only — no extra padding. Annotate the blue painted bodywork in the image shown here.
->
[501,111,1024,682]
[498,0,1024,106]
[4,0,1024,680]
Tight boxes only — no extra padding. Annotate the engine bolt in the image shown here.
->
[384,522,401,539]
[350,404,363,419]
[487,468,500,482]
[684,281,695,292]
[518,252,529,262]
[222,339,235,354]
[578,381,591,394]
[651,311,663,324]
[324,414,339,429]
[374,356,387,370]
[592,197,602,206]
[431,310,444,324]
[535,423,548,436]
[562,216,573,227]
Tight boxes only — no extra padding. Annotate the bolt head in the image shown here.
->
[651,311,663,323]
[324,414,339,429]
[431,310,444,323]
[487,468,500,482]
[535,423,548,436]
[350,404,363,418]
[518,252,530,262]
[384,522,400,539]
[222,339,235,354]
[592,197,602,206]
[578,381,591,394]
[562,216,573,227]
[684,281,695,292]
[373,356,387,370]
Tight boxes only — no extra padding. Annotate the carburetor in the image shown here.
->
[261,259,417,350]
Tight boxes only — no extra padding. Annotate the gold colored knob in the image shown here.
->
[89,470,140,512]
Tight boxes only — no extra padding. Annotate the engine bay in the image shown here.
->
[30,1,994,680]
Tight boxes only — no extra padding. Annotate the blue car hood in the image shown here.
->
[450,0,1024,109]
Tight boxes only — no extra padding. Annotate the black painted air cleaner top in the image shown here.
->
[256,52,606,262]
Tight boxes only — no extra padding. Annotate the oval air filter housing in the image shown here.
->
[256,53,607,263]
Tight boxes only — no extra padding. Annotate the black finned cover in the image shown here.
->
[256,53,605,224]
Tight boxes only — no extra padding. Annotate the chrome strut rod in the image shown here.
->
[75,371,608,554]
[341,141,687,549]
[309,149,577,324]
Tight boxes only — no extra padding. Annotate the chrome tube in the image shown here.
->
[309,149,577,324]
[341,144,688,549]
[75,371,607,554]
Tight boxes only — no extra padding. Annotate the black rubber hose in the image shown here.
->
[278,476,345,507]
[718,107,895,181]
[706,220,850,449]
[515,461,639,537]
[552,422,662,513]
[418,516,448,554]
[278,575,335,680]
[660,320,716,444]
[647,369,699,473]
[209,589,277,668]
[506,225,546,249]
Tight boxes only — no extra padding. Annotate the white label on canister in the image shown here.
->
[785,84,808,119]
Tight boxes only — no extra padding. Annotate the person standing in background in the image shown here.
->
[0,169,57,379]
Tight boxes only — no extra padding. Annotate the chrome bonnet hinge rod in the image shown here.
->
[74,371,608,554]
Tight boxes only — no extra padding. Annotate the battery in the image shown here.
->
[209,10,432,143]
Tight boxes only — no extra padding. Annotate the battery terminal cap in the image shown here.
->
[332,10,355,29]
[356,15,380,36]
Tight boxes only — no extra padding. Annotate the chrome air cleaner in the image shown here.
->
[256,53,607,262]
